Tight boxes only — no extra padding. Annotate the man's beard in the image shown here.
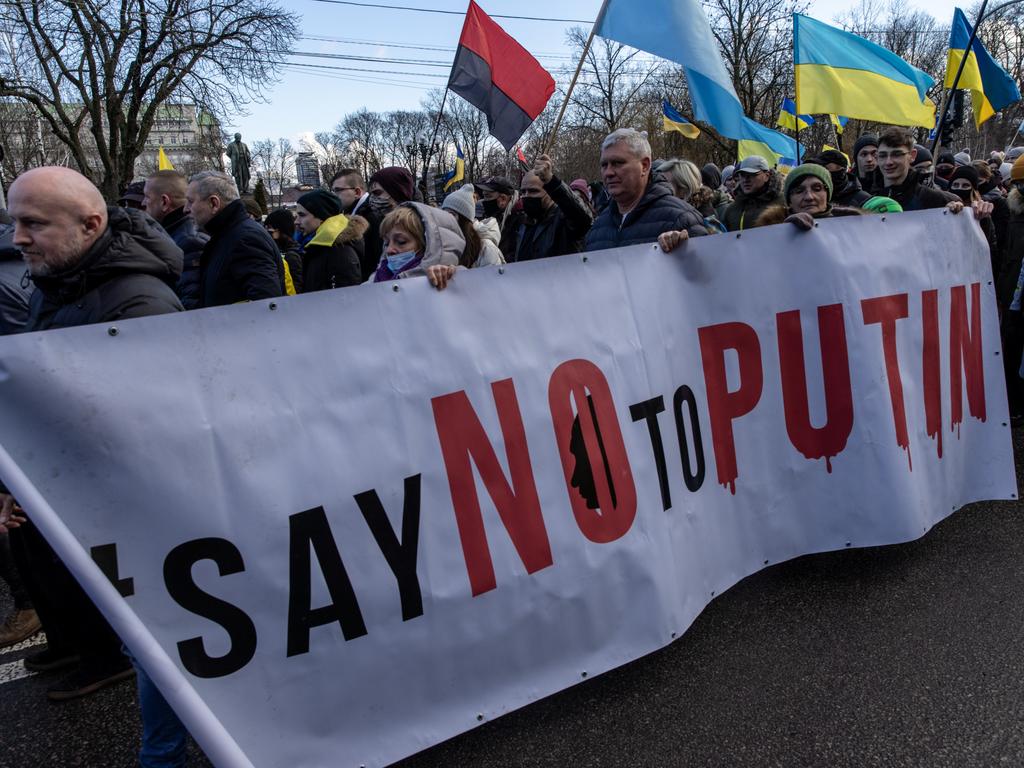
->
[23,239,86,278]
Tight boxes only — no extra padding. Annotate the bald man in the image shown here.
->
[9,166,183,330]
[2,166,183,704]
[143,170,208,309]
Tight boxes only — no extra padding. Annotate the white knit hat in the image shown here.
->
[441,184,477,221]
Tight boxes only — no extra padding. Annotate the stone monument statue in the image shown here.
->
[226,132,251,194]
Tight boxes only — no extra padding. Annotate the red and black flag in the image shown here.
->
[448,1,556,151]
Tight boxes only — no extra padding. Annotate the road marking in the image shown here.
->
[0,632,46,657]
[0,659,36,685]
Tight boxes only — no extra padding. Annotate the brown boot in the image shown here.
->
[0,608,42,648]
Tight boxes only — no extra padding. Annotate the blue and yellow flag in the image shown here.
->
[596,0,796,159]
[946,8,1021,128]
[442,144,465,191]
[776,98,814,131]
[662,100,701,139]
[830,114,849,134]
[794,14,936,128]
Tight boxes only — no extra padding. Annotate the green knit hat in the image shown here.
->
[784,163,833,203]
[862,196,904,214]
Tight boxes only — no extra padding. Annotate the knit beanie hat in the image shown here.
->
[441,184,477,221]
[297,189,344,221]
[862,196,904,214]
[784,163,833,203]
[1012,155,1024,182]
[1001,162,1014,181]
[721,165,735,182]
[242,197,263,220]
[853,134,878,159]
[953,151,972,167]
[950,165,979,189]
[264,208,295,233]
[912,144,933,164]
[816,149,849,169]
[369,166,415,203]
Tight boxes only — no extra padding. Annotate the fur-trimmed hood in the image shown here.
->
[309,213,369,248]
[1009,187,1024,216]
[756,203,863,227]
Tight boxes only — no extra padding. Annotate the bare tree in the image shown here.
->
[252,137,296,207]
[0,0,299,199]
[338,109,387,180]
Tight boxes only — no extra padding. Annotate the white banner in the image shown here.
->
[0,210,1014,767]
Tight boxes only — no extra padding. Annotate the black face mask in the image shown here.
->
[521,197,545,219]
[952,188,974,203]
[829,169,847,191]
[482,199,501,218]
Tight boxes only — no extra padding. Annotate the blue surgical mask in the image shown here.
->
[386,250,418,273]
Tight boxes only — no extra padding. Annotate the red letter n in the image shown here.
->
[432,380,553,596]
[950,283,987,431]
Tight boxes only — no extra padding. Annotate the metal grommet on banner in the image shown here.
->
[107,326,119,337]
[392,284,400,292]
[498,267,505,274]
[763,559,769,565]
[581,671,588,679]
[881,216,886,222]
[735,233,741,239]
[269,302,277,311]
[476,713,484,722]
[582,255,589,263]
[845,542,851,547]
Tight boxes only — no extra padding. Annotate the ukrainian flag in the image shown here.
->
[663,100,701,139]
[794,14,936,128]
[830,114,849,134]
[595,0,797,159]
[776,98,814,131]
[442,144,465,191]
[738,140,780,165]
[946,8,1021,127]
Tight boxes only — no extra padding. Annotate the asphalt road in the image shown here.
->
[2,433,1023,768]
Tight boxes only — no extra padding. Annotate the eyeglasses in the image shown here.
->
[876,150,909,161]
[331,186,355,194]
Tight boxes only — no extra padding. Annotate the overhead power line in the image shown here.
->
[307,0,592,24]
[291,50,451,67]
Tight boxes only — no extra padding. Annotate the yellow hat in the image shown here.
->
[1011,155,1024,181]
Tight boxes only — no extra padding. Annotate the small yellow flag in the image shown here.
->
[157,147,174,171]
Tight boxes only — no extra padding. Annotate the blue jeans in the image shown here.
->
[126,647,188,768]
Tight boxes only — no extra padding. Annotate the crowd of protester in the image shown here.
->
[0,122,1021,766]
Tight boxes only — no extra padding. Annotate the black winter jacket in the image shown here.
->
[513,176,593,261]
[25,207,183,332]
[585,179,708,252]
[302,215,368,292]
[873,170,958,211]
[349,199,384,281]
[0,224,32,334]
[722,172,785,231]
[160,207,208,310]
[996,189,1024,309]
[199,199,285,307]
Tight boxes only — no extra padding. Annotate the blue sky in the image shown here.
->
[231,0,962,144]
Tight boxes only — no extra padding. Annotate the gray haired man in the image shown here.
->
[184,170,284,307]
[585,128,707,252]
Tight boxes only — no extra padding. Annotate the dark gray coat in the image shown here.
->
[160,207,209,310]
[585,179,708,252]
[199,199,285,307]
[0,224,32,334]
[513,176,593,261]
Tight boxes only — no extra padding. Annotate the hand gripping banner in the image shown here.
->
[0,211,1014,767]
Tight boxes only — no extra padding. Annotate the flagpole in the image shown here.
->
[793,15,802,164]
[423,85,450,199]
[932,0,990,155]
[544,0,609,155]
